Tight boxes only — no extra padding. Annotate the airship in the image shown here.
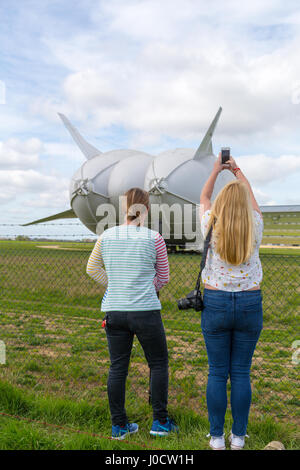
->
[23,107,235,248]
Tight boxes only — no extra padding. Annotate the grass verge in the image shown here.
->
[0,381,298,450]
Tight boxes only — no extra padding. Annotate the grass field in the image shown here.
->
[0,239,299,450]
[261,212,300,246]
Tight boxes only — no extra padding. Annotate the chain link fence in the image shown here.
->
[0,238,299,424]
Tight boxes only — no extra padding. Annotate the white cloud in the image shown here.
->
[252,187,277,205]
[0,168,65,192]
[29,97,64,123]
[30,0,300,151]
[0,168,69,207]
[94,0,297,40]
[0,138,43,169]
[22,190,69,209]
[43,141,84,163]
[237,154,300,185]
[0,186,16,204]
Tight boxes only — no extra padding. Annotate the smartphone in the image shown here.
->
[221,147,230,164]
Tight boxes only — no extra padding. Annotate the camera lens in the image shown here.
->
[177,298,191,310]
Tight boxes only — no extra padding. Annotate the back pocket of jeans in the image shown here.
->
[239,301,263,332]
[201,303,226,332]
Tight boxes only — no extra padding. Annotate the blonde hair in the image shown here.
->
[204,180,255,265]
[124,187,149,226]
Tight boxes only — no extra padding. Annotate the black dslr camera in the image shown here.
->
[176,219,214,312]
[177,288,203,312]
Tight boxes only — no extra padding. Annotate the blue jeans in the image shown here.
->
[104,310,169,426]
[201,288,263,437]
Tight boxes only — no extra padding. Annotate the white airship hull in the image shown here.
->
[23,107,236,248]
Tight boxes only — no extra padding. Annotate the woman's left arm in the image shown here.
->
[153,233,169,291]
[86,238,108,287]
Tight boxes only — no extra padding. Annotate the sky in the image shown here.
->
[1,0,300,239]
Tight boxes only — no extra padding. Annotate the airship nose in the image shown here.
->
[148,177,168,195]
[72,178,94,196]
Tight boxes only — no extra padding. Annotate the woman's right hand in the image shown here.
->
[225,156,238,174]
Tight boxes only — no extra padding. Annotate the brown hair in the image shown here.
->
[204,180,255,265]
[124,187,149,226]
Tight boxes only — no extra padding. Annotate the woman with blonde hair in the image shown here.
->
[199,153,264,450]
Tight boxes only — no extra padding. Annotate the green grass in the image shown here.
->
[262,236,300,245]
[0,381,298,450]
[261,212,300,246]
[0,240,299,450]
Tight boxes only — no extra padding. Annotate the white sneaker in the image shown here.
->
[229,432,249,450]
[207,433,226,450]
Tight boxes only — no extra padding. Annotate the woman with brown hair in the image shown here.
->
[86,187,178,440]
[199,154,264,450]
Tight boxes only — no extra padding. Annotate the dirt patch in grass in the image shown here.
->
[130,362,149,375]
[33,346,65,359]
[260,245,300,249]
[36,245,89,251]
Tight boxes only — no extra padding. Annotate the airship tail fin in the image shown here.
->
[58,113,101,160]
[21,208,77,226]
[193,106,222,160]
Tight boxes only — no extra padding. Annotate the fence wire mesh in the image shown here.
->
[0,238,299,424]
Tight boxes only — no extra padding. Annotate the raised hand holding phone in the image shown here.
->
[213,151,231,174]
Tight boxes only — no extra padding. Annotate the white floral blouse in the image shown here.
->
[200,209,264,291]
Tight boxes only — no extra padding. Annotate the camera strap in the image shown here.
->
[195,218,215,292]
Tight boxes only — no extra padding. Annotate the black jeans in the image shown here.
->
[104,309,169,426]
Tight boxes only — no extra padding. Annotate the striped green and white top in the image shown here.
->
[86,225,169,312]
